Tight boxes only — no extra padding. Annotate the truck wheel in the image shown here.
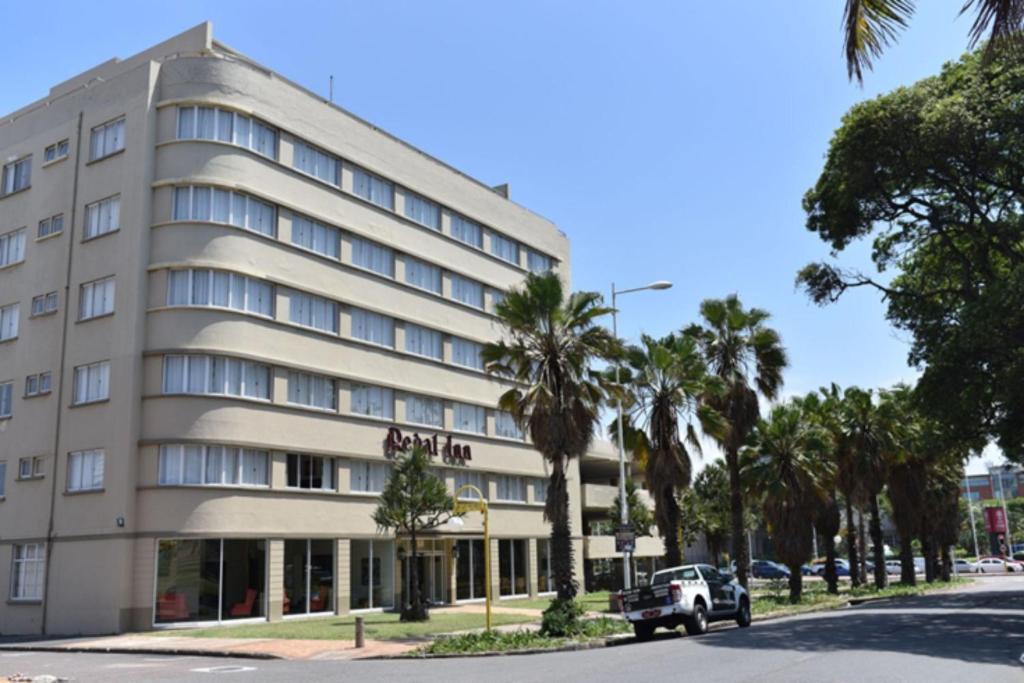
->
[633,622,655,642]
[736,598,752,628]
[684,603,709,636]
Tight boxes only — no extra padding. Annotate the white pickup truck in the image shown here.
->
[619,564,751,640]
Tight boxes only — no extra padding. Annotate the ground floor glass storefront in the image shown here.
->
[283,539,334,616]
[499,539,528,597]
[350,539,395,610]
[154,539,266,624]
[455,539,486,601]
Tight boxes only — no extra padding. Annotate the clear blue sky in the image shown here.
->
[3,1,999,472]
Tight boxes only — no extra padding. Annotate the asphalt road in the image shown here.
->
[4,576,1022,683]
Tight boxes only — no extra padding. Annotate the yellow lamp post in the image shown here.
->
[452,484,491,631]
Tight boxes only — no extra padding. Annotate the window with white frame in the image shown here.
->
[162,355,270,400]
[292,140,340,185]
[0,303,19,341]
[66,449,104,492]
[351,308,394,348]
[404,323,442,360]
[0,228,26,267]
[286,453,334,490]
[490,232,519,265]
[451,336,484,370]
[405,393,443,427]
[350,236,394,277]
[30,292,58,317]
[450,213,483,249]
[496,475,526,502]
[353,167,394,210]
[37,214,64,239]
[491,289,506,312]
[176,106,277,158]
[167,269,273,317]
[287,371,337,410]
[44,139,69,163]
[351,384,394,419]
[495,411,524,440]
[1,157,31,195]
[450,274,484,309]
[18,456,43,479]
[172,185,276,237]
[10,543,45,600]
[533,478,548,503]
[527,250,553,273]
[454,470,486,500]
[24,372,51,397]
[84,195,120,239]
[404,191,440,230]
[72,360,109,405]
[291,213,340,259]
[453,402,485,434]
[158,444,269,487]
[89,117,125,160]
[404,256,442,294]
[0,381,11,418]
[78,277,114,320]
[350,460,391,493]
[287,290,338,333]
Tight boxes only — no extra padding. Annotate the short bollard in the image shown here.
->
[355,616,365,649]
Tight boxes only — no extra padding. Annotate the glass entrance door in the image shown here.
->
[402,540,448,606]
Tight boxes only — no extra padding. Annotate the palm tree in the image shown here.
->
[801,390,842,594]
[617,335,724,566]
[483,272,620,607]
[742,403,828,603]
[685,295,788,589]
[842,0,1024,83]
[880,385,925,585]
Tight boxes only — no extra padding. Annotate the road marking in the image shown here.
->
[190,665,258,674]
[0,653,34,657]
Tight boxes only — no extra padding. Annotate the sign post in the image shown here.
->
[985,506,1009,556]
[615,524,636,554]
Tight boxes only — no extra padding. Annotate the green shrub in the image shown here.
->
[540,597,585,637]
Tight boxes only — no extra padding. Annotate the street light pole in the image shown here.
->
[611,280,672,591]
[963,465,980,559]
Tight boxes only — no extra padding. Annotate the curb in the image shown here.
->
[375,635,631,660]
[0,644,282,660]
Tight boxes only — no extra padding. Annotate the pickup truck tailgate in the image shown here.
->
[622,584,673,612]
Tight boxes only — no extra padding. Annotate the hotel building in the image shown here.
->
[0,23,664,635]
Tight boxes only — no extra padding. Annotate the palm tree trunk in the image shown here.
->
[788,564,803,604]
[869,495,887,589]
[940,544,952,582]
[845,498,860,587]
[899,535,916,586]
[727,449,749,589]
[922,535,935,583]
[857,510,868,583]
[660,487,683,567]
[547,456,577,601]
[824,536,839,595]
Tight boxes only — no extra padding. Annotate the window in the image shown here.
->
[37,214,64,239]
[0,303,19,341]
[288,290,338,333]
[499,539,527,596]
[44,139,69,163]
[406,393,443,427]
[78,277,114,320]
[453,402,485,434]
[292,140,340,185]
[451,337,484,370]
[155,539,266,623]
[67,449,104,492]
[405,257,442,294]
[1,157,31,195]
[24,372,51,397]
[350,236,394,277]
[89,117,125,160]
[162,355,270,400]
[287,371,337,410]
[351,384,394,419]
[172,186,276,237]
[353,168,394,210]
[496,475,526,502]
[0,381,11,418]
[450,213,483,249]
[176,106,277,158]
[291,213,340,259]
[537,539,552,592]
[0,461,5,497]
[450,275,484,309]
[454,470,486,500]
[350,539,396,609]
[404,191,440,230]
[11,544,45,601]
[0,228,26,267]
[18,456,43,479]
[159,444,268,487]
[490,232,519,265]
[167,269,273,317]
[533,478,548,504]
[31,292,58,317]
[351,308,394,348]
[72,361,109,405]
[84,195,120,239]
[527,250,553,273]
[491,289,506,312]
[350,460,391,493]
[495,411,523,440]
[286,453,334,490]
[284,539,335,615]
[404,323,442,360]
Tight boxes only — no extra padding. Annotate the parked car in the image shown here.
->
[976,556,1021,573]
[800,564,816,576]
[751,560,791,579]
[885,560,902,575]
[952,559,979,574]
[812,558,850,577]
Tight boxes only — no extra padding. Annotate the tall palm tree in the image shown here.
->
[880,385,925,585]
[685,295,788,589]
[483,272,620,604]
[617,335,724,566]
[742,403,828,603]
[843,0,1024,83]
[801,390,842,594]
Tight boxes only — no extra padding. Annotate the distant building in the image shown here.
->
[960,465,1023,501]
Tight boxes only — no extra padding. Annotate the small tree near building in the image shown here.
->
[609,479,654,538]
[372,445,458,622]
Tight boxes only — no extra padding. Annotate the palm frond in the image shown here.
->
[961,0,1024,58]
[843,0,915,84]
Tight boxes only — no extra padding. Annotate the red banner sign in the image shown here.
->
[984,506,1008,533]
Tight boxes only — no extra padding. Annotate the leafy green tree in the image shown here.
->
[799,390,843,594]
[372,446,457,622]
[685,296,788,589]
[799,47,1022,464]
[881,385,928,584]
[609,479,654,538]
[690,462,733,567]
[483,272,620,633]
